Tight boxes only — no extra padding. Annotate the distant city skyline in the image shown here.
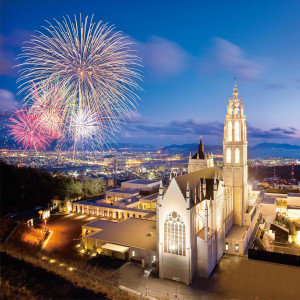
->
[1,0,300,147]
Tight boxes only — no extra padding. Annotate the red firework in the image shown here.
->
[8,109,53,151]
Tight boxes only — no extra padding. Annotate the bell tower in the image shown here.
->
[223,81,248,226]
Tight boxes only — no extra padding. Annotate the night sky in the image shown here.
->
[1,0,300,146]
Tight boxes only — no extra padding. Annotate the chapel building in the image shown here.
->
[157,81,260,283]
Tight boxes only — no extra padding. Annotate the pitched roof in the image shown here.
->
[192,137,205,159]
[174,166,222,205]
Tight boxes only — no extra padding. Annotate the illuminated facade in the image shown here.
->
[157,82,260,283]
[223,81,248,226]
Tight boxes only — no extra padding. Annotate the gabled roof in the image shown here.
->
[174,166,222,205]
[192,137,205,159]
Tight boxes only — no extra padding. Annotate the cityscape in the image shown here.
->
[1,1,300,300]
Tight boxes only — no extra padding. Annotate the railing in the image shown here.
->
[38,229,50,248]
[248,248,300,267]
[247,221,260,251]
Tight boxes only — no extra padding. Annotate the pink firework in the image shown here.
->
[8,109,52,151]
[29,83,62,138]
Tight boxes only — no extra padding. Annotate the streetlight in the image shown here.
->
[144,269,151,296]
[173,277,180,299]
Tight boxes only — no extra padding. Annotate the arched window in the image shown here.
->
[226,147,231,164]
[164,211,186,256]
[234,121,240,141]
[235,147,240,163]
[228,121,232,141]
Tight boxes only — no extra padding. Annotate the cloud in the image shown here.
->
[131,119,223,137]
[136,36,190,78]
[0,89,20,117]
[123,118,224,142]
[201,37,265,81]
[264,83,286,89]
[121,116,298,142]
[248,125,297,139]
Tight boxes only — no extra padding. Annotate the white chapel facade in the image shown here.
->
[156,82,260,284]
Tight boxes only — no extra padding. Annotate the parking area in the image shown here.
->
[44,213,100,259]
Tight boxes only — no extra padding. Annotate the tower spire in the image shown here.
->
[223,81,248,227]
[233,77,238,97]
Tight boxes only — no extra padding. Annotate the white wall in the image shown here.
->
[158,179,192,284]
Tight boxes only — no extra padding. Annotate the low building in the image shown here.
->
[83,218,157,265]
[263,188,300,220]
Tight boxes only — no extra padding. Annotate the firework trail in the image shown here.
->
[8,109,53,151]
[15,14,142,151]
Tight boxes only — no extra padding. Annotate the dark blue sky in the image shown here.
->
[1,0,300,146]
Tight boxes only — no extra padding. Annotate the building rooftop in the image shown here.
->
[75,200,155,215]
[83,219,116,230]
[225,225,248,240]
[140,193,159,201]
[124,179,159,185]
[287,193,300,197]
[266,188,300,194]
[107,188,141,194]
[191,137,205,159]
[86,218,157,251]
[175,166,222,203]
[287,205,300,209]
[116,196,141,206]
[261,197,276,205]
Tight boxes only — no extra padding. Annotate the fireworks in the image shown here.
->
[29,83,62,139]
[13,14,142,151]
[7,109,52,151]
[70,109,99,145]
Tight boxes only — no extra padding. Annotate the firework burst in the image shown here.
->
[29,83,63,138]
[71,109,98,142]
[16,14,142,151]
[8,109,53,151]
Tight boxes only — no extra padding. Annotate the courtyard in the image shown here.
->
[118,254,300,299]
[43,213,100,259]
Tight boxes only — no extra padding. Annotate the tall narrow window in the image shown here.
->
[235,147,240,164]
[164,211,186,256]
[226,147,231,164]
[234,121,240,141]
[228,121,232,141]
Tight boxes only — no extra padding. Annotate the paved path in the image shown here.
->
[119,254,300,299]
